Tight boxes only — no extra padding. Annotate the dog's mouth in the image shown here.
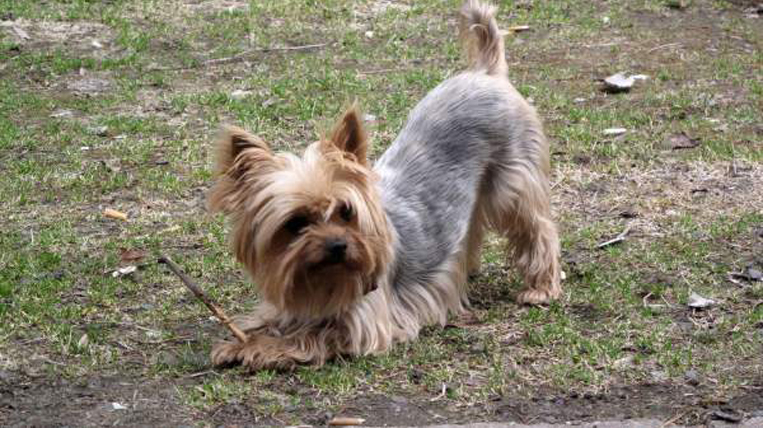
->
[308,258,360,272]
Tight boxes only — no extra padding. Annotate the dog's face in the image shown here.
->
[208,108,391,318]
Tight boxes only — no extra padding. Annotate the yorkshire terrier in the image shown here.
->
[207,0,561,370]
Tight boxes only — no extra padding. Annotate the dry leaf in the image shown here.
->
[104,208,128,221]
[77,333,89,348]
[666,132,700,150]
[120,248,146,264]
[11,25,30,40]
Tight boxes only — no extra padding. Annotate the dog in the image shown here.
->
[207,0,561,370]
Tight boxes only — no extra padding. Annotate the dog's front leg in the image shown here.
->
[211,323,338,371]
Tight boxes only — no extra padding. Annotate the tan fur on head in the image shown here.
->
[325,104,369,166]
[207,108,392,320]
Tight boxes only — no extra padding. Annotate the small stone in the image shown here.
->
[603,72,635,93]
[687,292,715,309]
[684,369,699,386]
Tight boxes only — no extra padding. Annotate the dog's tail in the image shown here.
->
[458,0,507,76]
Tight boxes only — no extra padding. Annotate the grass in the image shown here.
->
[1,0,762,426]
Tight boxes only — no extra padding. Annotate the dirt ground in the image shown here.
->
[4,372,763,426]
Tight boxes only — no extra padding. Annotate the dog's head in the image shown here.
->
[208,107,391,318]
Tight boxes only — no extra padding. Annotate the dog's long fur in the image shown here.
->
[208,0,561,370]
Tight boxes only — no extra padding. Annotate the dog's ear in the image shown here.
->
[326,105,368,166]
[208,126,275,213]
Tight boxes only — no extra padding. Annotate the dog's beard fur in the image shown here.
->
[208,109,392,319]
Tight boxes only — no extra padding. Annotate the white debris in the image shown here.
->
[603,128,628,136]
[112,265,137,278]
[687,292,715,308]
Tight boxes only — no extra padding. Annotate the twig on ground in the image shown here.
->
[358,67,414,75]
[328,417,366,426]
[648,42,682,53]
[429,383,448,402]
[158,255,248,343]
[596,226,631,249]
[203,42,329,66]
[150,43,331,71]
[661,409,689,427]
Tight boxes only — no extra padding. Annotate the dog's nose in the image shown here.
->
[324,238,347,263]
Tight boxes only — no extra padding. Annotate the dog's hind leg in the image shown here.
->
[482,155,561,305]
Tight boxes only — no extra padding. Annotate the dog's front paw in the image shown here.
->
[516,286,561,305]
[210,334,319,371]
[211,340,245,368]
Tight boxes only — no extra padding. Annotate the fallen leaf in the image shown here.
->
[77,333,89,348]
[666,132,700,150]
[120,248,146,264]
[11,25,30,40]
[712,410,742,423]
[687,292,715,309]
[104,208,128,221]
[731,267,763,282]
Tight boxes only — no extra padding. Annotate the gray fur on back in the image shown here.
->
[374,71,536,290]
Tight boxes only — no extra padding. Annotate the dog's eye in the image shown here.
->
[284,215,310,234]
[339,204,354,222]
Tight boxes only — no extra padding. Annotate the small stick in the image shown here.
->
[203,42,330,66]
[158,255,248,343]
[596,226,631,249]
[328,417,366,426]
